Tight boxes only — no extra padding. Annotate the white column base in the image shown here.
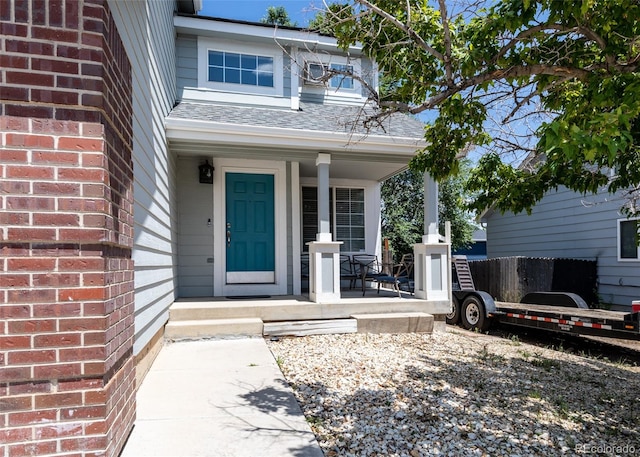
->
[308,241,343,303]
[413,242,451,302]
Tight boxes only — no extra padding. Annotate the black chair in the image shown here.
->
[373,253,414,297]
[339,254,357,289]
[352,254,385,296]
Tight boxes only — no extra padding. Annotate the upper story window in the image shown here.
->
[301,53,363,100]
[208,51,274,88]
[198,37,283,97]
[328,64,354,90]
[618,218,639,261]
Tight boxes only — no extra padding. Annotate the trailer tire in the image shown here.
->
[461,295,489,332]
[446,296,461,325]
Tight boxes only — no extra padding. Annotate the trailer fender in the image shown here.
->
[474,291,497,316]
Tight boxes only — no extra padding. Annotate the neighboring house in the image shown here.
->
[481,186,639,311]
[1,2,434,456]
[452,229,487,261]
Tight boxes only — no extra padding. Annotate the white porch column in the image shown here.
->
[308,153,342,302]
[414,172,451,313]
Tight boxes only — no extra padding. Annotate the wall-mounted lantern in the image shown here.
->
[199,160,214,184]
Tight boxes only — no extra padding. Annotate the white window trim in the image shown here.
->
[298,51,362,100]
[617,217,640,262]
[198,36,284,97]
[300,178,378,255]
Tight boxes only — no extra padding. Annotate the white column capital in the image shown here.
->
[316,153,331,166]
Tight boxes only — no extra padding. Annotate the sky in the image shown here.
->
[198,0,320,27]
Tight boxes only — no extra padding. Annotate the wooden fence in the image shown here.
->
[468,257,598,306]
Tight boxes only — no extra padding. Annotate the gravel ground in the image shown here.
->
[267,329,640,457]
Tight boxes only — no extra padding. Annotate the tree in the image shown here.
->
[316,0,640,217]
[261,6,297,27]
[382,162,477,256]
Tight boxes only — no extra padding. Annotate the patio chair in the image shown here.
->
[373,253,414,297]
[352,254,386,296]
[339,254,357,289]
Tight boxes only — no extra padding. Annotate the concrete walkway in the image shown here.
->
[120,338,324,457]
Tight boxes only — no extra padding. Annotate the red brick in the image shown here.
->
[61,435,107,452]
[60,405,106,420]
[31,58,79,75]
[66,1,80,29]
[0,335,31,350]
[58,137,104,152]
[0,305,31,319]
[5,104,54,119]
[6,228,57,242]
[5,133,54,149]
[0,149,28,162]
[0,396,32,412]
[7,288,57,303]
[31,89,79,105]
[31,118,80,135]
[34,362,84,379]
[0,54,28,69]
[33,150,79,164]
[33,273,80,287]
[0,212,31,225]
[6,165,55,179]
[58,287,105,302]
[59,228,107,242]
[5,71,54,87]
[58,258,104,271]
[59,317,106,332]
[5,196,56,211]
[32,302,81,318]
[33,333,81,348]
[34,392,82,409]
[57,168,106,182]
[0,116,29,131]
[85,419,107,435]
[33,182,81,195]
[36,422,83,439]
[8,349,56,364]
[57,378,103,392]
[83,332,105,345]
[8,409,57,426]
[60,345,105,362]
[8,440,58,457]
[0,366,32,380]
[81,123,103,137]
[33,213,79,226]
[83,361,106,376]
[32,26,78,43]
[0,85,29,101]
[0,274,30,287]
[8,382,52,397]
[7,258,56,271]
[0,22,28,37]
[8,320,56,334]
[0,426,32,444]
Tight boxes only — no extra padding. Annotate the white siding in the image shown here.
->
[109,0,178,354]
[485,186,640,310]
[176,33,197,100]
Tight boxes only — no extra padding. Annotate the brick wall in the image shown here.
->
[1,1,135,456]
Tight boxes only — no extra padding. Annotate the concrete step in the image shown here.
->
[165,317,263,340]
[350,312,434,334]
[263,319,358,337]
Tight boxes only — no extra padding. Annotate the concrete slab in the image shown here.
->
[351,312,434,333]
[120,338,323,457]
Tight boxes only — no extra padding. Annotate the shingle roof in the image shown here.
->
[168,101,425,139]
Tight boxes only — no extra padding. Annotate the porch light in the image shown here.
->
[199,160,214,184]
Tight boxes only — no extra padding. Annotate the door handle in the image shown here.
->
[226,230,231,247]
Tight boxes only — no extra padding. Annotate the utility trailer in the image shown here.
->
[447,256,640,340]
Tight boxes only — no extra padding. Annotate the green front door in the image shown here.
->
[225,172,275,283]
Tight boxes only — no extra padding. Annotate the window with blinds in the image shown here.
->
[302,186,364,252]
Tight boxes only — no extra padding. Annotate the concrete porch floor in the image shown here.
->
[166,287,449,339]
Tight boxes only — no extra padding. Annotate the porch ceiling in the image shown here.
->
[166,101,426,182]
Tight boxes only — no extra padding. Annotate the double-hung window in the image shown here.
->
[618,218,639,261]
[302,186,365,252]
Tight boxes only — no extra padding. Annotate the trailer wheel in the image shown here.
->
[446,296,461,325]
[461,295,489,332]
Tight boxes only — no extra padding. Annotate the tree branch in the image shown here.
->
[354,0,445,62]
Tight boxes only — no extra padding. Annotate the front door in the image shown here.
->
[225,172,275,283]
